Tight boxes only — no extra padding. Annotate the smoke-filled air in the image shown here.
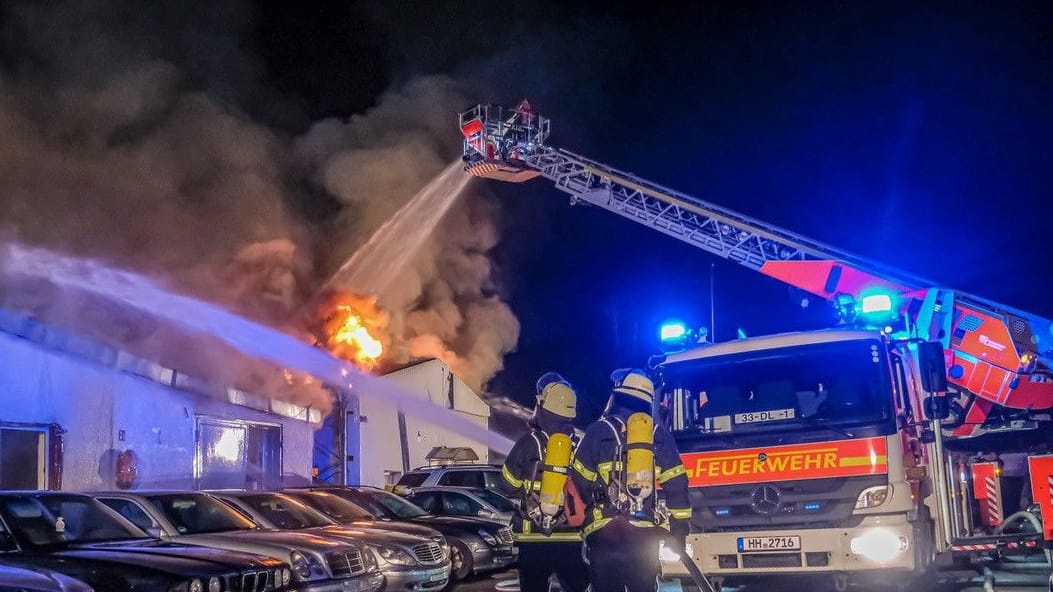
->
[0,0,520,410]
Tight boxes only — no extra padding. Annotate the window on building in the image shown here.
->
[195,417,282,491]
[0,426,50,490]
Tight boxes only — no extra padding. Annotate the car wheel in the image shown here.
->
[449,540,474,582]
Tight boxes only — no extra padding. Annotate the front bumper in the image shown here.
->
[471,544,518,573]
[292,572,385,592]
[381,563,451,591]
[660,515,916,579]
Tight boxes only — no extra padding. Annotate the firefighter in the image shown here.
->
[498,371,588,592]
[571,368,692,592]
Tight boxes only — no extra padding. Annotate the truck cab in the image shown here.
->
[656,329,938,590]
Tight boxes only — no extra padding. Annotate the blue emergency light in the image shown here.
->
[660,320,688,343]
[859,293,894,315]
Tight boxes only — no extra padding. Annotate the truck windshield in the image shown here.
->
[665,338,893,438]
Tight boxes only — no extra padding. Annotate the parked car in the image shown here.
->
[280,489,448,548]
[0,561,94,592]
[211,491,451,592]
[403,487,515,524]
[392,465,503,495]
[93,491,383,592]
[314,486,516,582]
[0,491,290,592]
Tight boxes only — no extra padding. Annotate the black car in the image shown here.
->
[301,486,516,582]
[0,491,292,591]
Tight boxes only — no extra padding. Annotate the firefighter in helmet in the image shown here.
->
[570,368,692,592]
[497,372,588,592]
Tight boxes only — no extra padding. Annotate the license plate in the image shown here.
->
[734,408,795,424]
[428,573,448,582]
[737,536,801,552]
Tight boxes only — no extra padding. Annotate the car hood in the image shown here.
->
[345,519,442,540]
[407,515,507,533]
[51,540,274,575]
[309,525,430,549]
[0,562,93,592]
[177,529,364,555]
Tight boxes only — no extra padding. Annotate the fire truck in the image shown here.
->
[458,101,1053,590]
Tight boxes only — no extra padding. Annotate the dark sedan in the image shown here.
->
[0,491,291,591]
[0,561,94,592]
[302,486,516,582]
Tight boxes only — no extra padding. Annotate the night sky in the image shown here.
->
[232,2,1053,423]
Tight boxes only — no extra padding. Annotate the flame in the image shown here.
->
[312,290,389,371]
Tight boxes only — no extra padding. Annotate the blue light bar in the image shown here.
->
[860,293,893,315]
[714,508,731,517]
[803,502,821,512]
[660,321,688,342]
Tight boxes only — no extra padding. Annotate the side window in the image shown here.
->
[0,517,17,551]
[98,499,156,532]
[890,351,912,417]
[442,492,482,516]
[439,471,484,487]
[482,471,502,490]
[411,492,439,513]
[396,472,429,488]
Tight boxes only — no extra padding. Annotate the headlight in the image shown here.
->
[850,528,908,563]
[477,530,498,546]
[207,577,221,592]
[281,567,292,586]
[374,544,416,566]
[290,551,312,580]
[307,554,326,577]
[658,540,694,562]
[855,485,890,510]
[189,579,204,592]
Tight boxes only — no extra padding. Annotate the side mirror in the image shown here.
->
[917,342,948,393]
[923,396,950,421]
[146,526,164,539]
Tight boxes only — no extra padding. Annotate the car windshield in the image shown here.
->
[148,494,257,534]
[285,492,374,523]
[469,489,515,512]
[0,495,150,548]
[237,494,336,529]
[330,490,397,519]
[363,489,428,519]
[665,339,893,438]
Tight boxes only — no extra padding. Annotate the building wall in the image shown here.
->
[356,359,491,488]
[0,324,318,491]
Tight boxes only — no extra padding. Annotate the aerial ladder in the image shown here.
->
[458,101,1053,570]
[459,100,1053,439]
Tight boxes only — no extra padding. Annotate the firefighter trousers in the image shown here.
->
[517,540,589,592]
[584,517,663,592]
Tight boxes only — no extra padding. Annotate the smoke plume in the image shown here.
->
[0,0,519,404]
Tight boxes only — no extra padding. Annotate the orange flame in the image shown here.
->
[313,291,389,371]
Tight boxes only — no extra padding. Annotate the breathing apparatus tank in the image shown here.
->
[535,432,573,533]
[625,412,655,514]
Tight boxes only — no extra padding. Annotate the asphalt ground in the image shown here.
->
[451,564,1052,592]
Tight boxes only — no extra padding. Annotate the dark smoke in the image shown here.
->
[0,0,518,403]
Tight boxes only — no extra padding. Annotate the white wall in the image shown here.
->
[0,328,317,491]
[357,359,491,488]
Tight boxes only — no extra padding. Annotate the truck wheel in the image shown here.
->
[910,508,938,589]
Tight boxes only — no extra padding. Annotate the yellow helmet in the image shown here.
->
[536,372,577,419]
[610,368,654,405]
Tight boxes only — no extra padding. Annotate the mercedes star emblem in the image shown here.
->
[750,484,782,515]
